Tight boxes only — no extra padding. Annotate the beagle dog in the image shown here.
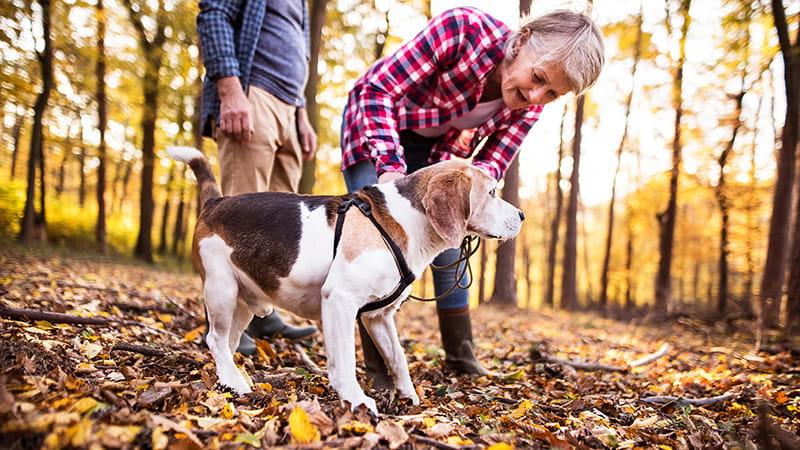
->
[168,146,524,414]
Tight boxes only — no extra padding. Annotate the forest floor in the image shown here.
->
[1,245,799,449]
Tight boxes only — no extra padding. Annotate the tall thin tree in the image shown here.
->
[95,0,108,249]
[124,0,167,262]
[544,105,567,308]
[599,5,643,312]
[654,0,692,319]
[763,0,799,327]
[298,0,330,194]
[19,0,53,244]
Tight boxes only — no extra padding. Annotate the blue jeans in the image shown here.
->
[342,131,469,311]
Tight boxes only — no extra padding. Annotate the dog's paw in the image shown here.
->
[399,390,420,406]
[345,395,378,416]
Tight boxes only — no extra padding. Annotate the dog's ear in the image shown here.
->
[422,170,472,248]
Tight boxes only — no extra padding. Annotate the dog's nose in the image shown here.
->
[518,210,525,221]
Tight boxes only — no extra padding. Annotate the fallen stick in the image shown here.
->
[111,342,167,357]
[292,343,323,375]
[640,393,735,406]
[411,434,478,450]
[0,306,179,338]
[543,356,627,372]
[629,343,671,367]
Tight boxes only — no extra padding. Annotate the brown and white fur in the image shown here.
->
[168,146,524,414]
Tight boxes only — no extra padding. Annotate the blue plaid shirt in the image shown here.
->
[197,0,310,137]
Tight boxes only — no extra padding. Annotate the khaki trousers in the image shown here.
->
[215,86,302,196]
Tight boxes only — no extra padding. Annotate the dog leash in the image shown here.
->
[333,195,481,317]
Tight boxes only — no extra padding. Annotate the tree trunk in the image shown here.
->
[158,163,175,255]
[119,159,133,214]
[600,7,643,312]
[172,169,186,256]
[298,0,329,195]
[763,0,799,327]
[95,0,108,249]
[78,141,86,208]
[490,155,521,306]
[654,0,691,320]
[561,96,583,310]
[716,87,745,317]
[9,110,24,180]
[19,0,53,244]
[56,150,67,196]
[125,0,166,263]
[545,106,567,308]
[624,215,635,311]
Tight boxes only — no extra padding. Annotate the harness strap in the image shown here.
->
[333,196,416,318]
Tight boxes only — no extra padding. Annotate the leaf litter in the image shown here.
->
[0,249,798,449]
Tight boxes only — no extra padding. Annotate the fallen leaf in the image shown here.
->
[376,420,409,449]
[289,406,321,444]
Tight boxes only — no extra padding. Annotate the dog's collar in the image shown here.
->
[333,195,416,318]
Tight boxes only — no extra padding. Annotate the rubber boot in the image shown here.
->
[358,320,393,390]
[246,309,318,341]
[437,307,489,375]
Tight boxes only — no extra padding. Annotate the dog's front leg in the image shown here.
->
[361,311,419,405]
[321,291,377,414]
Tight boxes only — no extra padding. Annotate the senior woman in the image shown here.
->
[340,7,604,385]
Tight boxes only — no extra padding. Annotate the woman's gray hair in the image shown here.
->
[505,9,605,96]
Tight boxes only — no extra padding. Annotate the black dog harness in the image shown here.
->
[333,195,481,318]
[333,196,416,317]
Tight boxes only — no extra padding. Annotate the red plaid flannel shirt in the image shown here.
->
[341,7,544,180]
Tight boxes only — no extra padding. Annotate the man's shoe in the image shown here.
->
[237,332,257,355]
[247,310,318,341]
[437,307,489,375]
[358,320,394,390]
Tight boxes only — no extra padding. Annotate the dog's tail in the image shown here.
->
[167,146,221,210]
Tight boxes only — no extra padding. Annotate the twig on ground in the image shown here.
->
[292,343,323,375]
[640,393,736,406]
[0,305,179,338]
[412,433,478,450]
[111,342,167,357]
[629,343,671,367]
[531,342,671,373]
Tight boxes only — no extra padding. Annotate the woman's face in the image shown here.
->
[500,41,572,110]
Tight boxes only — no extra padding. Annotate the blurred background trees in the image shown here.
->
[0,0,798,333]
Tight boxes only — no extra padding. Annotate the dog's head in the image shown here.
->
[409,161,524,248]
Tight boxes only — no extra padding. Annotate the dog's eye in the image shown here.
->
[489,188,496,198]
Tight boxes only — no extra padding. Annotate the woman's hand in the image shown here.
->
[378,172,405,184]
[296,107,318,161]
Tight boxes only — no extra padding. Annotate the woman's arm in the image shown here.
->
[471,106,543,180]
[357,8,482,176]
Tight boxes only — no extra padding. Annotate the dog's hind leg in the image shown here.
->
[201,241,251,395]
[320,290,377,414]
[361,310,419,405]
[228,299,254,355]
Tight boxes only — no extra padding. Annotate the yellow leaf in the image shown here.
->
[257,383,272,392]
[72,397,99,414]
[487,444,514,450]
[511,399,532,419]
[35,320,53,330]
[221,402,236,419]
[184,326,204,343]
[423,417,437,428]
[152,426,168,450]
[157,313,173,323]
[66,418,94,447]
[289,406,321,444]
[341,420,373,435]
[446,436,474,446]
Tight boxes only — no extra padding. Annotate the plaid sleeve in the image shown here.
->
[197,0,244,81]
[359,9,476,175]
[472,106,542,180]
